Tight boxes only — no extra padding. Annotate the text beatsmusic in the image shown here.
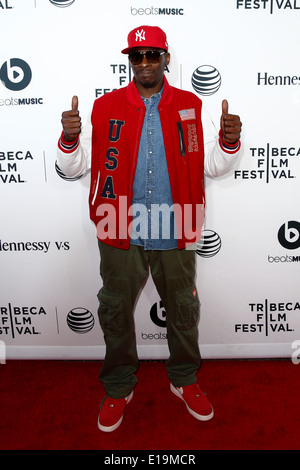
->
[130,7,184,15]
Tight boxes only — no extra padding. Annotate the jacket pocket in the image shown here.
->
[174,285,200,331]
[97,287,126,337]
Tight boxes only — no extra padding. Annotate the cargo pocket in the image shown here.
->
[174,285,200,331]
[97,287,126,337]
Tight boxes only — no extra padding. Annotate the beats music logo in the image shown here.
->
[0,59,32,91]
[278,221,300,250]
[268,221,300,263]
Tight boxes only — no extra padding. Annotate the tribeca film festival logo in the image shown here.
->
[94,60,145,99]
[0,150,35,184]
[234,144,299,182]
[268,220,300,263]
[0,0,13,9]
[236,0,300,14]
[234,300,298,336]
[0,59,44,107]
[0,304,46,338]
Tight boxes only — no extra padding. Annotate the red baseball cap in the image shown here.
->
[121,25,169,54]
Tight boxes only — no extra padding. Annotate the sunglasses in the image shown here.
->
[129,50,166,65]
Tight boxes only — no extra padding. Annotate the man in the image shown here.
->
[57,25,242,433]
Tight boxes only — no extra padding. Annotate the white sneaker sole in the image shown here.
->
[170,384,214,421]
[98,391,134,432]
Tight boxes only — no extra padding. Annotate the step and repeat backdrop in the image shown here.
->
[0,0,299,361]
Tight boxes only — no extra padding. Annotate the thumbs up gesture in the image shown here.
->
[61,95,82,142]
[220,99,242,144]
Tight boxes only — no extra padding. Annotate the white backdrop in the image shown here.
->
[0,0,299,360]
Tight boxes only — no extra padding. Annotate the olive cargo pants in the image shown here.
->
[97,241,201,398]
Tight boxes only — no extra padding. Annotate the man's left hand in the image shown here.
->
[220,99,242,144]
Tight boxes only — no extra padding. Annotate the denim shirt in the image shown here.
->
[130,86,177,250]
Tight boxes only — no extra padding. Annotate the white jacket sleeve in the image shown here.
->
[201,104,240,178]
[56,113,92,179]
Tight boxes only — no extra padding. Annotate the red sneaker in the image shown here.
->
[98,391,133,432]
[170,383,214,421]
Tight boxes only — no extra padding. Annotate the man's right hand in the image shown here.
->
[61,95,81,142]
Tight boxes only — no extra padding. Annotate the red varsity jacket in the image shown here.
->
[89,77,205,250]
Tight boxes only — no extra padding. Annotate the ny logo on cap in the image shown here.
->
[135,29,146,42]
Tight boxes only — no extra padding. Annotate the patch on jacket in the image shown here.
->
[178,108,196,121]
[187,124,199,152]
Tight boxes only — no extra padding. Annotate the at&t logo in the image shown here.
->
[234,143,298,182]
[0,59,32,91]
[66,308,95,334]
[191,65,221,96]
[196,230,222,258]
[49,0,75,7]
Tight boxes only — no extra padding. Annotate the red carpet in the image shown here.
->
[0,359,299,450]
